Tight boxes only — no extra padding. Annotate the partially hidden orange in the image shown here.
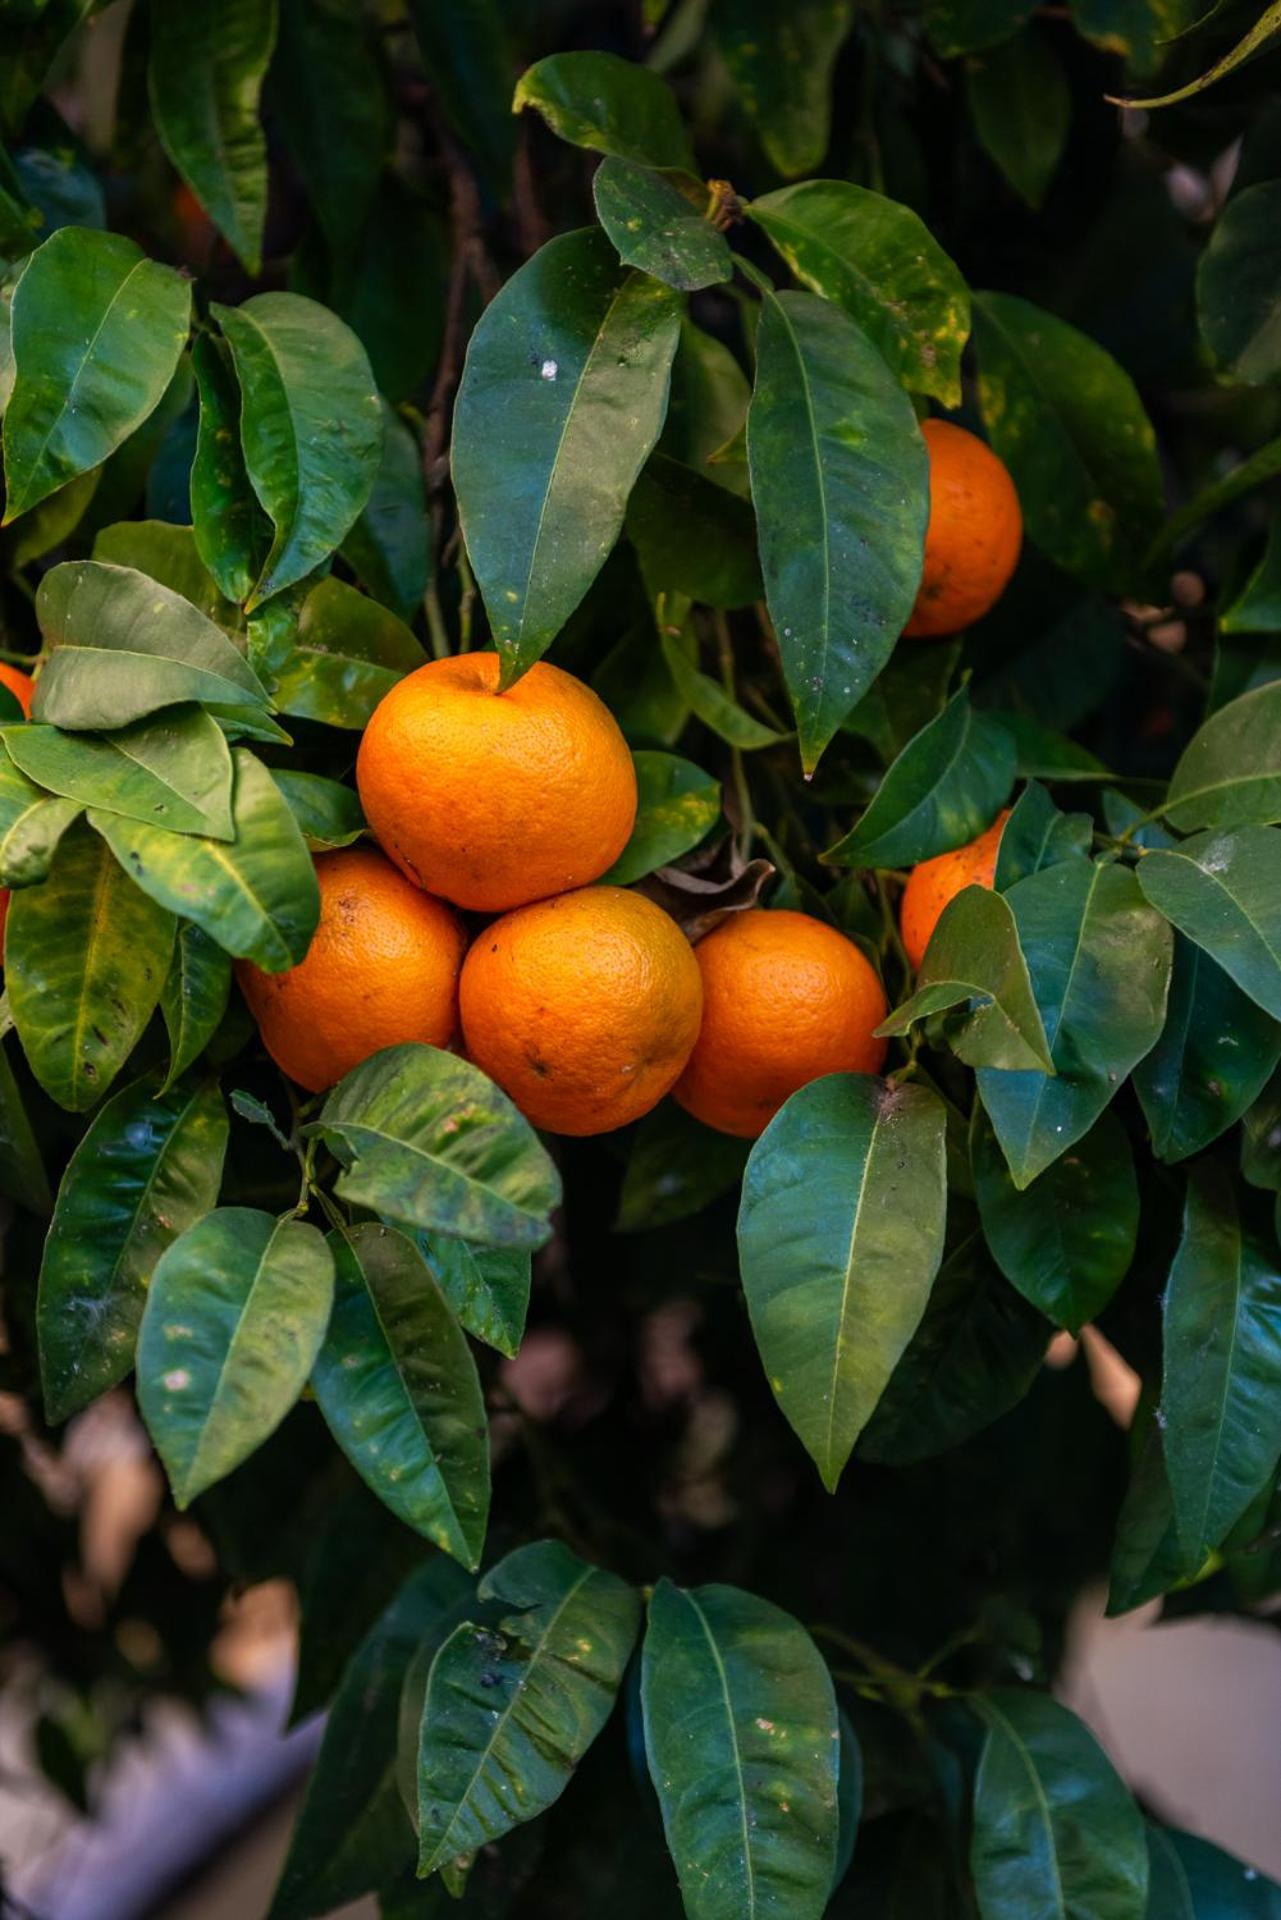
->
[674,909,888,1139]
[356,653,637,914]
[236,847,465,1093]
[899,811,1010,971]
[904,420,1022,638]
[459,885,702,1137]
[0,664,34,959]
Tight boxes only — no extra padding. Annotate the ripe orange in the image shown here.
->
[673,909,888,1139]
[236,847,465,1093]
[459,886,702,1137]
[904,421,1022,638]
[357,653,637,914]
[899,811,1010,971]
[0,664,33,961]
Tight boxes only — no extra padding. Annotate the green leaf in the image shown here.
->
[38,1074,228,1423]
[746,182,970,408]
[190,331,269,607]
[1108,1408,1185,1617]
[972,291,1164,591]
[452,229,681,687]
[417,1234,531,1360]
[660,319,751,495]
[747,288,929,774]
[876,884,1054,1073]
[0,2,98,139]
[212,292,383,609]
[602,751,720,886]
[0,744,80,887]
[925,0,1036,56]
[312,1224,489,1567]
[1146,1825,1281,1916]
[513,52,693,170]
[1113,0,1281,106]
[137,1207,334,1506]
[1165,682,1281,832]
[272,576,424,729]
[1243,1071,1281,1193]
[3,467,98,567]
[824,688,1014,870]
[406,0,515,193]
[417,1540,641,1873]
[627,455,762,609]
[2,227,191,522]
[90,748,319,971]
[272,768,365,851]
[1162,1163,1281,1571]
[977,859,1172,1188]
[33,560,271,732]
[1223,520,1281,633]
[340,400,431,621]
[159,923,232,1088]
[8,819,175,1111]
[641,1580,839,1920]
[148,0,275,275]
[842,640,958,764]
[860,1231,1049,1464]
[594,160,731,294]
[316,1043,561,1252]
[967,31,1069,211]
[617,1100,750,1232]
[6,708,235,840]
[738,1073,947,1490]
[658,617,787,748]
[970,1691,1149,1919]
[1197,182,1281,388]
[712,0,854,178]
[0,1025,51,1217]
[92,517,243,629]
[993,779,1092,890]
[271,1556,474,1920]
[1136,827,1281,1023]
[1135,935,1281,1163]
[971,1104,1136,1334]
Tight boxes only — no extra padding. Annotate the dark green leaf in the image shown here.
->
[272,768,364,851]
[137,1207,334,1506]
[1197,183,1281,388]
[38,1075,227,1423]
[641,1580,839,1920]
[512,52,693,169]
[1135,935,1281,1163]
[1165,682,1281,832]
[970,1690,1149,1918]
[1222,520,1281,634]
[92,516,243,629]
[1108,1406,1187,1617]
[8,819,175,1111]
[6,708,235,840]
[452,229,681,687]
[832,1711,863,1896]
[876,884,1053,1073]
[90,748,319,971]
[627,455,762,608]
[660,319,751,495]
[712,0,854,178]
[0,1024,51,1216]
[747,182,970,408]
[340,400,430,621]
[159,922,233,1088]
[594,160,731,293]
[312,1224,489,1567]
[273,577,424,728]
[825,688,1014,870]
[0,1,98,139]
[148,0,275,274]
[3,467,98,567]
[407,0,514,193]
[967,31,1069,210]
[316,1043,561,1251]
[1162,1163,1281,1571]
[0,744,80,887]
[1136,827,1281,1022]
[617,1100,749,1232]
[417,1540,641,1873]
[841,641,958,764]
[417,1234,531,1360]
[602,751,720,885]
[993,779,1092,890]
[925,0,1036,57]
[2,227,191,522]
[748,287,928,774]
[1146,1825,1281,1916]
[1243,1071,1281,1192]
[190,330,269,607]
[738,1073,947,1489]
[658,617,787,748]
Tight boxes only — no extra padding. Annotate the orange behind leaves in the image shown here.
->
[899,811,1011,971]
[0,665,33,963]
[674,909,889,1139]
[904,421,1022,638]
[357,652,637,914]
[459,885,703,1137]
[237,848,466,1093]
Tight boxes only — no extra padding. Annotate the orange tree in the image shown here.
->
[2,2,1281,1915]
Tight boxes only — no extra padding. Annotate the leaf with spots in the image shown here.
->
[603,750,720,885]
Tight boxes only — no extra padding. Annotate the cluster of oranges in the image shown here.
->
[240,421,1022,1141]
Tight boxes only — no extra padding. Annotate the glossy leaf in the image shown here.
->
[641,1579,839,1920]
[272,577,424,729]
[137,1207,335,1506]
[340,400,431,621]
[1197,183,1281,388]
[316,1044,561,1252]
[190,331,268,606]
[1136,827,1281,1022]
[712,0,854,178]
[418,1234,531,1360]
[1242,1071,1281,1193]
[660,319,751,493]
[618,1101,750,1232]
[38,1075,228,1423]
[993,779,1092,890]
[2,227,191,522]
[970,1690,1149,1919]
[659,620,787,749]
[627,455,762,608]
[157,922,232,1089]
[748,288,928,774]
[0,1024,51,1217]
[594,160,731,293]
[92,516,242,629]
[824,688,1014,870]
[1146,1826,1281,1917]
[1165,682,1281,832]
[0,745,80,887]
[1162,1164,1281,1571]
[90,749,319,971]
[452,228,681,687]
[512,52,693,169]
[1108,1408,1184,1618]
[977,859,1173,1188]
[270,0,389,285]
[212,292,383,608]
[972,291,1164,591]
[6,708,235,840]
[738,1073,947,1489]
[603,751,720,885]
[1135,936,1281,1163]
[312,1224,489,1567]
[272,769,365,851]
[417,1540,641,1873]
[877,884,1053,1073]
[967,31,1069,210]
[148,0,275,274]
[7,820,175,1111]
[747,182,970,407]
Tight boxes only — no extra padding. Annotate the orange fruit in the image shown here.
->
[357,653,637,914]
[673,909,889,1139]
[459,885,702,1137]
[904,421,1022,638]
[236,847,465,1093]
[899,810,1010,971]
[0,665,33,963]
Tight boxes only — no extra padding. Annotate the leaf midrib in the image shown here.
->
[978,1700,1068,1920]
[689,1592,758,1919]
[184,1217,290,1498]
[334,1118,543,1229]
[760,291,832,749]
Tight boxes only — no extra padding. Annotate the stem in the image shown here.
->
[424,582,451,660]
